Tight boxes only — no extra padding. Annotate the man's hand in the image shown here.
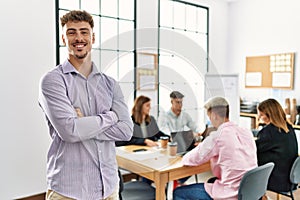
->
[75,107,83,118]
[144,139,159,147]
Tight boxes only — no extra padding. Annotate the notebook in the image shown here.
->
[170,130,195,155]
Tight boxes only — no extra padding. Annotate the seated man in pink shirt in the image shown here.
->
[173,96,257,200]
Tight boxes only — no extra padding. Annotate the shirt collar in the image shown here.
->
[218,121,234,130]
[168,108,180,118]
[61,60,101,76]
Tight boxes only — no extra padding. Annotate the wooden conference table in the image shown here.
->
[116,145,211,200]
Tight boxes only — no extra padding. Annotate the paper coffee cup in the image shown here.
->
[160,136,169,149]
[168,142,177,157]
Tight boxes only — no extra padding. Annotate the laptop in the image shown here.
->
[170,130,195,155]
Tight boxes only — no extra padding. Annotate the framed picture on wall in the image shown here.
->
[136,69,157,91]
[136,52,158,91]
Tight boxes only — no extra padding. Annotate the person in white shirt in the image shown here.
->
[158,91,204,136]
[158,91,205,187]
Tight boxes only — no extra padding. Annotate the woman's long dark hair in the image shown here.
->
[258,98,289,133]
[132,95,151,124]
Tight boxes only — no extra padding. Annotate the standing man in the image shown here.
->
[39,10,133,200]
[158,91,204,136]
[173,97,257,200]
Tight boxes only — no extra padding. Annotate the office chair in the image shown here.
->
[118,169,155,200]
[238,162,275,200]
[271,157,300,200]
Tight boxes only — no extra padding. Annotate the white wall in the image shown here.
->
[0,0,54,199]
[227,0,300,105]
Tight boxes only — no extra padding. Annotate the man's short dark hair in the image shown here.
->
[204,97,229,118]
[60,10,94,29]
[170,91,184,99]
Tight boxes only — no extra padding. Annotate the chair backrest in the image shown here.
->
[290,156,300,185]
[238,162,275,200]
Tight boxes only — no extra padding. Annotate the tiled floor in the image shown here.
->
[266,189,300,200]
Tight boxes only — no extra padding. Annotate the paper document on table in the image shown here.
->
[116,148,164,161]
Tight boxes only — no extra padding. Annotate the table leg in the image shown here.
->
[154,171,169,200]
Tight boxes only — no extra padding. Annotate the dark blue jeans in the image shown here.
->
[173,183,213,200]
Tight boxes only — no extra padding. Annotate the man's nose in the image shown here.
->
[75,33,83,41]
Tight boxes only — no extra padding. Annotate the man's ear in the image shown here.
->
[210,111,216,120]
[213,112,218,120]
[62,34,66,46]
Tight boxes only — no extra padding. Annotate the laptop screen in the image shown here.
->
[171,130,195,155]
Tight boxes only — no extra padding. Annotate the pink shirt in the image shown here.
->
[182,121,257,200]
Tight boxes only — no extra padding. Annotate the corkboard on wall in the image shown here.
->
[245,53,294,89]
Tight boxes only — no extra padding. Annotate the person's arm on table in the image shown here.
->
[182,131,218,166]
[157,113,171,135]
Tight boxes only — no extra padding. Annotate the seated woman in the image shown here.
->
[116,95,169,147]
[256,98,298,195]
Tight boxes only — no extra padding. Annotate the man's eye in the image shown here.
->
[81,31,89,35]
[67,31,75,35]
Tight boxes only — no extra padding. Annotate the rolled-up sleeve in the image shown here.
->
[182,130,217,166]
[96,82,133,141]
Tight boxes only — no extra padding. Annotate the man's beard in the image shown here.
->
[75,51,88,59]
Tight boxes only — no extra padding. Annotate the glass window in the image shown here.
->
[119,0,134,20]
[101,17,118,50]
[118,52,134,82]
[197,9,208,33]
[160,0,174,27]
[91,49,101,68]
[92,16,100,48]
[119,20,134,51]
[158,0,209,124]
[59,0,79,10]
[186,5,197,31]
[173,2,186,29]
[81,0,100,14]
[101,0,118,17]
[101,51,119,79]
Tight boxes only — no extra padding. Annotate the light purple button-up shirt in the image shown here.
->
[38,60,133,199]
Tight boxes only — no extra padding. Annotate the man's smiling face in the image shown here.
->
[62,21,95,60]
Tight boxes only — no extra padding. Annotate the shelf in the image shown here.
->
[240,112,259,129]
[240,112,300,130]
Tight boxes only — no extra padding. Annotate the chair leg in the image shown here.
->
[165,182,169,200]
[194,174,198,183]
[290,189,294,200]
